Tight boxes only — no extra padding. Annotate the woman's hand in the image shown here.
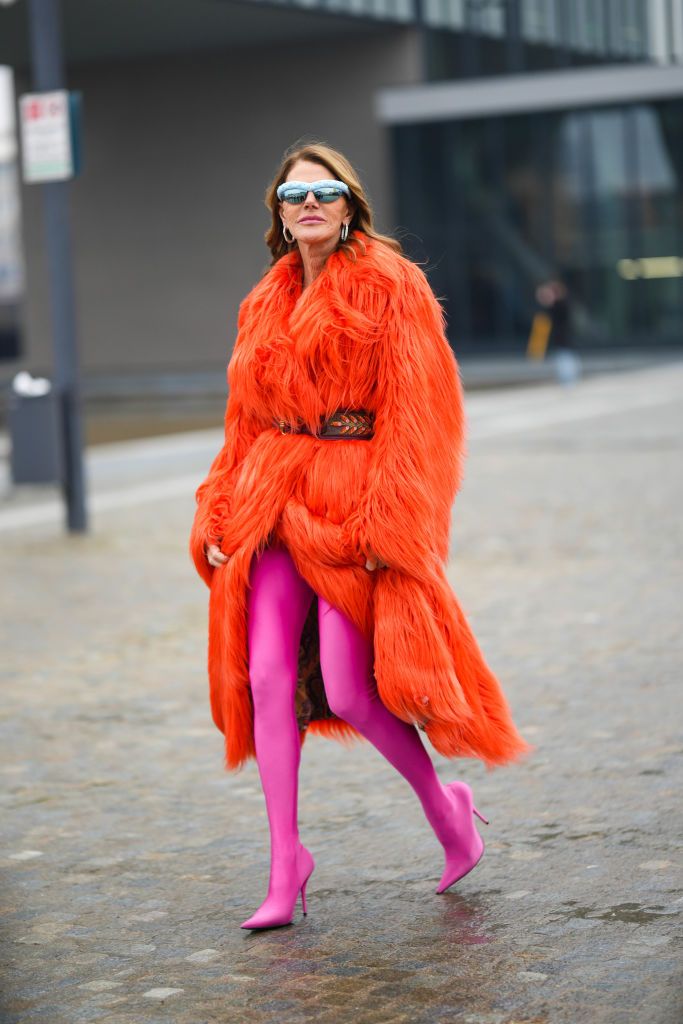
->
[205,542,229,568]
[365,551,389,571]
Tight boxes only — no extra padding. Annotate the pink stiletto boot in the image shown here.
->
[435,781,490,894]
[240,843,315,930]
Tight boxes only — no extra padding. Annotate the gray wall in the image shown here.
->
[15,28,421,381]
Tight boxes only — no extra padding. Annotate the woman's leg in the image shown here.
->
[247,544,314,869]
[317,595,462,846]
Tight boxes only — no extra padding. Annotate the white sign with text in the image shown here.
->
[19,90,73,183]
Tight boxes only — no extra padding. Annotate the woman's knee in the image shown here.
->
[248,655,297,711]
[318,599,376,724]
[324,685,354,723]
[324,675,377,727]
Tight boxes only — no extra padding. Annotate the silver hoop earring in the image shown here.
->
[283,224,295,244]
[340,222,349,243]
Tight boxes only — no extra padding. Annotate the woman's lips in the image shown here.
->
[298,217,325,223]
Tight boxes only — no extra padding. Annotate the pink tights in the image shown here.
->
[247,544,458,860]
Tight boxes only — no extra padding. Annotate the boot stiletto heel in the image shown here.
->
[240,844,315,930]
[436,781,488,894]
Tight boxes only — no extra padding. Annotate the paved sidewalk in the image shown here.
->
[1,364,682,1023]
[0,348,675,450]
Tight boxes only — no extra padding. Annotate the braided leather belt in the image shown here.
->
[273,408,375,440]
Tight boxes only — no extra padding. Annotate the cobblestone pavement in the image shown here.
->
[1,363,682,1024]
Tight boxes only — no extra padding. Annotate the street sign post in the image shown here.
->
[20,0,87,533]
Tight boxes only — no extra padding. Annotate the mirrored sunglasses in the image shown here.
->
[277,179,350,205]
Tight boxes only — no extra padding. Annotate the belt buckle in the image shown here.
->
[323,409,373,438]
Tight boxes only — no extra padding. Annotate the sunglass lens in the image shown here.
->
[316,188,344,202]
[281,190,307,204]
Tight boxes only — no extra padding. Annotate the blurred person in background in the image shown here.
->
[190,142,533,932]
[536,275,583,386]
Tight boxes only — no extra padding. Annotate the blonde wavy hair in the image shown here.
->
[264,140,402,264]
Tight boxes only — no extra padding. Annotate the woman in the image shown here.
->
[189,142,533,931]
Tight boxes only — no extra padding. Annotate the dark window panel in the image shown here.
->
[392,99,683,350]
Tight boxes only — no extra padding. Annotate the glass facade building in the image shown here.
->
[422,0,682,76]
[393,98,683,351]
[382,1,683,351]
[249,0,683,71]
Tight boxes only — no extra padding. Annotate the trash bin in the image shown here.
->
[8,371,63,484]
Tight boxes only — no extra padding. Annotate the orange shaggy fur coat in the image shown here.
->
[190,231,533,772]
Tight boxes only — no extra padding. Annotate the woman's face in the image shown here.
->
[279,159,352,249]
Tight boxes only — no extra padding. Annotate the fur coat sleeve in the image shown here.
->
[189,297,264,587]
[342,257,466,579]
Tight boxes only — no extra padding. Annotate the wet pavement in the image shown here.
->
[1,362,682,1023]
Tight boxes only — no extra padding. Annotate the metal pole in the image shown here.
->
[27,0,87,532]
